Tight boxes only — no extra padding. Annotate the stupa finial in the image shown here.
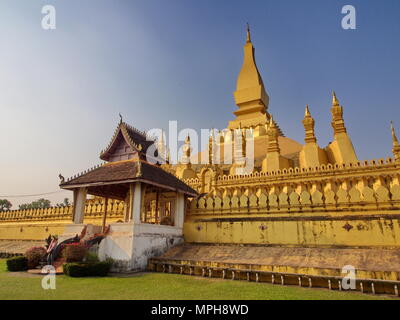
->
[246,22,251,43]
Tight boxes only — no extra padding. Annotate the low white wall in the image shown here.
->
[98,222,183,272]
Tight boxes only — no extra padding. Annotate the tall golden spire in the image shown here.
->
[302,105,317,144]
[236,26,266,94]
[232,25,269,122]
[391,121,400,163]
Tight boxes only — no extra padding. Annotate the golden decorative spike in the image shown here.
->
[302,105,317,144]
[269,116,276,129]
[391,121,400,163]
[305,104,311,117]
[185,134,191,144]
[267,116,280,154]
[182,134,191,164]
[391,121,399,145]
[330,91,346,134]
[246,23,251,43]
[332,91,339,106]
[209,130,214,165]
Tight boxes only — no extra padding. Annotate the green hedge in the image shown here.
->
[63,261,111,277]
[6,256,28,272]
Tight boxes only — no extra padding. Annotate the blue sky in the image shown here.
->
[0,0,400,207]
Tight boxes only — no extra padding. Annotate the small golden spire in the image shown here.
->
[391,121,400,163]
[246,23,251,43]
[330,91,346,135]
[332,91,339,106]
[302,105,317,144]
[305,104,311,117]
[391,121,399,144]
[183,134,191,164]
[185,134,190,144]
[209,129,214,165]
[269,116,276,129]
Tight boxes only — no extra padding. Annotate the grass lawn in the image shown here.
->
[0,260,395,300]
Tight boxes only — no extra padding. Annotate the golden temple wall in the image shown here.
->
[184,159,400,248]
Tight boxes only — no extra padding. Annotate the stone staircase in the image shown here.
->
[148,244,400,297]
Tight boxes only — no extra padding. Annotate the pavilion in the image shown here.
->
[59,120,197,271]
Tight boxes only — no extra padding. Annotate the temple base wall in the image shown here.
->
[0,222,68,241]
[184,211,400,248]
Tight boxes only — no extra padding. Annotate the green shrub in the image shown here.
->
[25,246,47,269]
[84,251,100,263]
[6,256,28,272]
[63,261,111,277]
[63,243,87,262]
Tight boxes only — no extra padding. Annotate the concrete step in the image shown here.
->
[148,244,400,297]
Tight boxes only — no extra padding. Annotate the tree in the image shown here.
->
[19,198,51,210]
[0,199,12,211]
[56,198,70,207]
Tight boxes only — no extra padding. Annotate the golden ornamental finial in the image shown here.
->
[305,104,311,117]
[185,134,190,144]
[269,116,276,128]
[246,22,251,43]
[332,91,339,106]
[391,121,399,145]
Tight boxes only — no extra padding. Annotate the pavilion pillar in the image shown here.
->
[130,182,142,224]
[102,197,109,232]
[72,187,87,224]
[174,192,185,228]
[123,192,130,222]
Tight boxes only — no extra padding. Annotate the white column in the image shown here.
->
[130,182,142,224]
[174,192,185,228]
[73,187,87,224]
